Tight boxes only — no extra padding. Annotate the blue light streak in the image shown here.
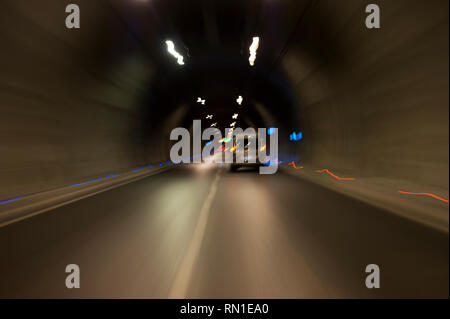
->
[132,165,153,172]
[72,174,119,186]
[0,196,24,205]
[290,132,303,141]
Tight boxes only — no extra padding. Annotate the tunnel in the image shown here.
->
[0,0,448,299]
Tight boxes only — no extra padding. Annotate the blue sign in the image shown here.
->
[290,132,302,141]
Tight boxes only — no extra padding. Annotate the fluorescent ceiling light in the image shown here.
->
[249,37,259,66]
[166,40,184,65]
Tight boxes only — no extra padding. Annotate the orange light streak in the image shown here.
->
[398,191,449,203]
[288,161,304,169]
[316,169,355,181]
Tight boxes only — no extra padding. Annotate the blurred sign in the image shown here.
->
[290,132,302,141]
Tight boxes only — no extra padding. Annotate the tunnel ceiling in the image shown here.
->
[104,0,311,134]
[3,0,321,142]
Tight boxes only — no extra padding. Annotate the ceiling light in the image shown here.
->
[165,40,184,65]
[249,37,259,66]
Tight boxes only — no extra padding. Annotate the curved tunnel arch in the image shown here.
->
[0,0,448,204]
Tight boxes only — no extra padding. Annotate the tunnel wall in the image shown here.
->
[283,0,449,189]
[0,1,159,200]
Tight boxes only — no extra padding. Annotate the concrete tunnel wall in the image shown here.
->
[282,0,449,189]
[0,1,164,200]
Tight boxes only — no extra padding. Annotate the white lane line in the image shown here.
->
[168,170,221,298]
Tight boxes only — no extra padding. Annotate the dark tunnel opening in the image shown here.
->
[138,48,301,162]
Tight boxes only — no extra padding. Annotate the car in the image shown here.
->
[230,142,264,172]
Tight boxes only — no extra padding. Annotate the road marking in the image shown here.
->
[168,170,221,298]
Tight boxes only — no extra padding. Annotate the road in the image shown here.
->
[0,166,448,298]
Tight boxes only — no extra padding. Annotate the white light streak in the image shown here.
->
[249,37,260,66]
[166,40,185,65]
[236,95,243,105]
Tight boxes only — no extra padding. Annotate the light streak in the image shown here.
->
[316,169,355,181]
[288,161,304,169]
[132,165,153,173]
[398,191,449,203]
[0,196,24,205]
[72,174,119,186]
[290,132,302,141]
[249,37,260,66]
[165,40,185,65]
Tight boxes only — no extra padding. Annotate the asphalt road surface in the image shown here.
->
[0,166,448,298]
